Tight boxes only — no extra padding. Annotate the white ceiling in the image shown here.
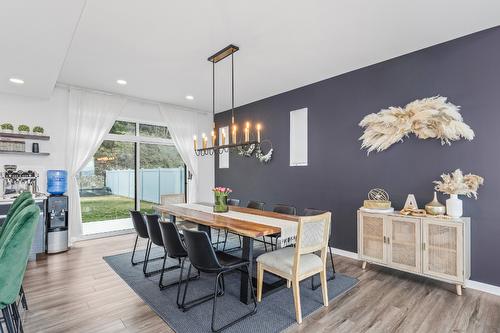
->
[1,1,500,112]
[0,0,85,98]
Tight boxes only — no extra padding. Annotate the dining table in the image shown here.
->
[153,202,302,305]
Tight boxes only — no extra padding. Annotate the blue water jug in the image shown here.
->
[47,170,68,195]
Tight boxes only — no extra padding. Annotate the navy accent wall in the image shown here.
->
[215,26,500,286]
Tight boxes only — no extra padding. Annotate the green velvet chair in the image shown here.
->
[0,204,40,333]
[0,191,33,240]
[0,192,35,317]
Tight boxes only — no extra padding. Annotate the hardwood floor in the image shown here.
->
[22,233,500,333]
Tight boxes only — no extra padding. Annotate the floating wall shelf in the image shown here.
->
[0,133,50,141]
[0,151,50,156]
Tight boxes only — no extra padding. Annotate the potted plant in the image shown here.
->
[33,126,44,135]
[18,124,30,134]
[1,123,14,133]
[433,169,484,217]
[212,187,232,213]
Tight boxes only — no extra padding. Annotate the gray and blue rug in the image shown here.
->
[104,246,358,333]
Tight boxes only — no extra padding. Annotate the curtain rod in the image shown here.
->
[55,82,211,115]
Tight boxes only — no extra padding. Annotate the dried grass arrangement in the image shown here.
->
[434,169,484,199]
[359,96,474,154]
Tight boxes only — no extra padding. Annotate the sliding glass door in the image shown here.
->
[139,143,185,214]
[79,140,136,223]
[78,120,185,227]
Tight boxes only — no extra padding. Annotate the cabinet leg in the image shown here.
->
[456,284,462,296]
[362,261,367,270]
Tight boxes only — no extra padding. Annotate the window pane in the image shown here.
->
[139,143,185,215]
[139,123,170,139]
[110,120,136,135]
[78,140,136,223]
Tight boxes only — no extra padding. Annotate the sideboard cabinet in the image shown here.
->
[357,210,470,295]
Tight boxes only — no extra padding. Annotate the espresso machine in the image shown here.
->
[1,165,39,198]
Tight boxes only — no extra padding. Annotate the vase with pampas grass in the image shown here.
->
[433,169,484,217]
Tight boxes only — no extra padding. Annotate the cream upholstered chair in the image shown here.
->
[256,211,331,324]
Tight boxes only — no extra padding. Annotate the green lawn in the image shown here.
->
[80,195,155,223]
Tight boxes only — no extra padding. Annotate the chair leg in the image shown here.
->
[2,305,15,333]
[311,247,336,290]
[158,250,168,288]
[329,246,336,274]
[216,229,221,250]
[222,230,228,251]
[142,240,151,274]
[131,234,139,265]
[179,264,219,312]
[211,273,222,332]
[176,258,186,308]
[211,266,257,332]
[10,303,23,333]
[222,231,242,252]
[287,280,291,288]
[320,269,329,307]
[19,285,28,311]
[180,263,193,310]
[256,263,263,302]
[292,279,302,324]
[262,237,267,252]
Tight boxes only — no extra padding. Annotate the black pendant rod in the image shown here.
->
[231,52,235,125]
[213,59,215,130]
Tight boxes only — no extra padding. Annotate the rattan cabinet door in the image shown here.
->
[359,213,386,264]
[388,216,421,273]
[422,219,463,283]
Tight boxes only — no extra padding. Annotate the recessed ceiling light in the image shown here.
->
[9,78,24,85]
[116,79,127,85]
[185,95,194,100]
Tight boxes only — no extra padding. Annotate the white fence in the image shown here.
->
[105,168,185,204]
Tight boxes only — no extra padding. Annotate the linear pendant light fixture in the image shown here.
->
[193,44,262,156]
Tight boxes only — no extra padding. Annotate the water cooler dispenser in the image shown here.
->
[46,170,69,253]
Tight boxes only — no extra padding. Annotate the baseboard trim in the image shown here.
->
[331,247,358,260]
[465,280,500,296]
[330,247,500,297]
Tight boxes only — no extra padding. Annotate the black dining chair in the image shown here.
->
[247,200,265,210]
[130,210,163,267]
[273,204,297,216]
[158,221,200,290]
[266,204,298,250]
[179,229,257,332]
[246,200,274,252]
[303,208,336,289]
[227,198,240,206]
[144,214,180,277]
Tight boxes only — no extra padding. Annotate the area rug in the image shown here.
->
[104,246,358,333]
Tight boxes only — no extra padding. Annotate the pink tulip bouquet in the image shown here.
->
[213,187,232,212]
[212,187,232,195]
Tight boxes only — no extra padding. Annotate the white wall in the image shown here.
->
[0,87,214,200]
[0,87,68,192]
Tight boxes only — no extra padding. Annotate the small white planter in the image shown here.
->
[1,129,13,133]
[446,194,463,218]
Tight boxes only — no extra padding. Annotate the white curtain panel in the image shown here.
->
[66,89,127,244]
[158,104,213,203]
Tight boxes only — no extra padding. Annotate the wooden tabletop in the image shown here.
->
[153,203,300,238]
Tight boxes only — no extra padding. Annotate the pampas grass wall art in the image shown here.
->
[359,96,474,154]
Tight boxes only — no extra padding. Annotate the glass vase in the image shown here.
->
[213,193,228,213]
